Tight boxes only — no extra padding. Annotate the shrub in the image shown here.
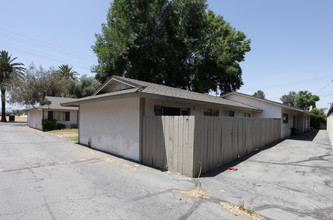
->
[56,123,66,130]
[42,119,57,131]
[310,108,327,129]
[310,115,326,129]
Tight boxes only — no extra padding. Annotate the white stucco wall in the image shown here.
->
[79,97,141,161]
[328,114,333,148]
[43,110,78,128]
[224,95,282,118]
[144,98,253,117]
[224,94,310,139]
[281,109,299,139]
[28,109,43,130]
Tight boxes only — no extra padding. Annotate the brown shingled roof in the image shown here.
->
[34,96,78,111]
[62,76,262,112]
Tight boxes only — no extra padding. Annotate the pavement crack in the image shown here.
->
[43,198,57,220]
[249,160,333,170]
[132,189,171,201]
[0,158,102,173]
[254,204,333,220]
[177,200,203,220]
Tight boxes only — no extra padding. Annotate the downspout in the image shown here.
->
[139,97,145,162]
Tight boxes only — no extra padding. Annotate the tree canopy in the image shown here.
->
[92,0,251,95]
[294,90,319,111]
[0,50,25,122]
[280,91,297,107]
[9,64,101,106]
[310,108,326,129]
[66,75,101,98]
[253,90,265,99]
[9,64,67,106]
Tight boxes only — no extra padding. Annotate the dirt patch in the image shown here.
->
[172,179,209,199]
[172,186,209,199]
[220,202,265,220]
[172,178,264,219]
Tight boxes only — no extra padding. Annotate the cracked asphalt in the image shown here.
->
[0,123,332,219]
[200,129,333,220]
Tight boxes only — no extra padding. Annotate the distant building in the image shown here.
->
[27,96,78,130]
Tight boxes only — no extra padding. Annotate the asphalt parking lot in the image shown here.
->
[0,123,332,219]
[200,130,333,219]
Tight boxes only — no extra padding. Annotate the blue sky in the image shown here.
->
[1,0,332,110]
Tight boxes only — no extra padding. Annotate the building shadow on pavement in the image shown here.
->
[288,129,319,141]
[202,130,320,178]
[202,139,285,178]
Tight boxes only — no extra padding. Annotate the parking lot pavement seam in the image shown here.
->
[0,158,102,173]
[254,204,333,220]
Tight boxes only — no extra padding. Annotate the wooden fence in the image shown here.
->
[142,116,281,177]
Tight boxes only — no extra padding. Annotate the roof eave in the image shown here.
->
[139,92,263,113]
[223,92,311,115]
[61,92,141,106]
[92,76,140,96]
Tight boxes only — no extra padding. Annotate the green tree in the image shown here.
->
[9,64,67,107]
[57,64,78,80]
[253,90,265,99]
[66,75,101,98]
[310,108,326,129]
[0,51,25,122]
[280,91,297,107]
[294,90,319,111]
[92,0,250,95]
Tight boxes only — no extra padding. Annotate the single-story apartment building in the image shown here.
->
[28,96,78,130]
[222,92,311,138]
[62,76,263,162]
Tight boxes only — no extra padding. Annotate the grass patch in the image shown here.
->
[49,129,78,142]
[247,208,255,215]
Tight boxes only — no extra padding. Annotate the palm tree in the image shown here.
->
[0,51,25,122]
[57,64,78,80]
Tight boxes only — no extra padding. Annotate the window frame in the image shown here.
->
[224,111,235,117]
[282,113,289,123]
[204,108,219,116]
[154,105,190,116]
[48,111,54,120]
[65,112,70,121]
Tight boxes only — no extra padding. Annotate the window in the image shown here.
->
[180,108,190,116]
[154,106,190,116]
[154,106,162,116]
[203,108,219,116]
[48,111,54,120]
[243,113,251,117]
[224,111,235,117]
[65,112,70,121]
[282,113,288,123]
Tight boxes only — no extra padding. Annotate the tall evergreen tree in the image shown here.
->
[92,0,251,95]
[0,51,25,122]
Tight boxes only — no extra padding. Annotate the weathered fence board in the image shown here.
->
[142,116,281,177]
